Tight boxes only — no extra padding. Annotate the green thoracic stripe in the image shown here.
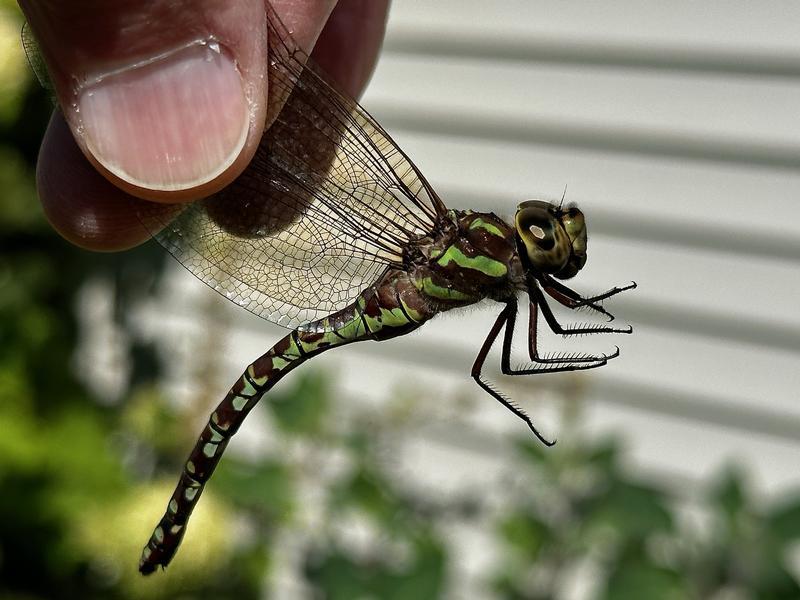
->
[416,276,475,301]
[436,245,507,277]
[469,218,505,238]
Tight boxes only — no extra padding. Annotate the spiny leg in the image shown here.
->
[498,294,612,375]
[542,276,637,320]
[532,282,632,336]
[471,301,557,446]
[526,297,618,365]
[565,281,637,307]
[540,276,613,319]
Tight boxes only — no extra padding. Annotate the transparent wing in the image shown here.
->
[21,21,55,96]
[141,3,446,329]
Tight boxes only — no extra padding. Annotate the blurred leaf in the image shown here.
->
[304,535,446,600]
[120,386,183,457]
[345,429,371,456]
[498,510,550,561]
[44,408,128,510]
[215,458,294,521]
[605,560,687,600]
[766,494,800,543]
[0,8,30,125]
[268,371,330,435]
[710,466,748,520]
[304,550,373,600]
[375,535,446,600]
[584,438,620,473]
[750,560,800,599]
[491,573,536,600]
[515,438,550,467]
[585,480,673,541]
[334,466,404,530]
[0,147,39,230]
[0,369,41,475]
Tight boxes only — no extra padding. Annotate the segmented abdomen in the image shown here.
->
[139,270,432,574]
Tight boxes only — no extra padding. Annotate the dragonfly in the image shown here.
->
[24,2,634,575]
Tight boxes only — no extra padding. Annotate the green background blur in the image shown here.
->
[3,3,800,598]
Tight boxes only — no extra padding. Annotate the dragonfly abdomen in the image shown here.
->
[140,271,433,574]
[138,330,309,573]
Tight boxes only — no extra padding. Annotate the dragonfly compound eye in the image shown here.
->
[515,201,588,280]
[556,207,587,280]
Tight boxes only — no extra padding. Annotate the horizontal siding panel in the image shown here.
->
[368,132,800,242]
[366,56,800,147]
[581,401,800,495]
[387,1,800,54]
[578,237,800,330]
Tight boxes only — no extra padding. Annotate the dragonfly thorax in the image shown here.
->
[515,200,587,280]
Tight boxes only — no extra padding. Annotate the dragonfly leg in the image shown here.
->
[565,281,637,306]
[526,298,618,365]
[541,276,637,321]
[532,282,633,336]
[471,301,555,446]
[540,276,613,319]
[498,294,612,375]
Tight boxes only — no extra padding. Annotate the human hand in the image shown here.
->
[18,0,389,250]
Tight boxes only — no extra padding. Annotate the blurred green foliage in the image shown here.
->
[492,436,800,600]
[4,4,800,599]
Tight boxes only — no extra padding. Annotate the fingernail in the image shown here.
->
[77,42,249,191]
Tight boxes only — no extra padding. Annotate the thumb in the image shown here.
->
[20,0,286,202]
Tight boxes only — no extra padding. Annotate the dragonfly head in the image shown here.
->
[515,200,587,280]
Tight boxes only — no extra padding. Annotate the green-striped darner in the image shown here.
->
[25,3,634,575]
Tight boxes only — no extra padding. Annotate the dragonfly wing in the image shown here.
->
[21,21,55,97]
[141,3,446,329]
